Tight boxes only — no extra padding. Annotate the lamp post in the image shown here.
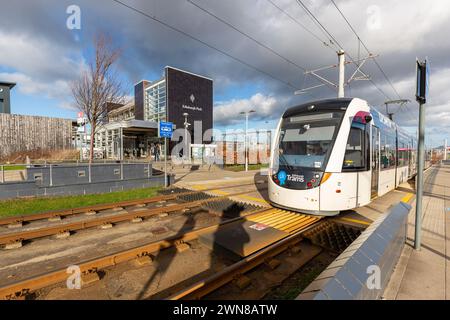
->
[183,112,190,161]
[240,110,256,172]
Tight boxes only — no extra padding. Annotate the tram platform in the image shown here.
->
[175,164,450,299]
[383,164,450,300]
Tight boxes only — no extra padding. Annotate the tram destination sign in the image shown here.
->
[416,59,429,103]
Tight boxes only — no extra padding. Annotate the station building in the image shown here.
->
[95,66,213,160]
[0,81,15,114]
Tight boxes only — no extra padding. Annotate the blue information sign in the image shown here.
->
[159,121,173,138]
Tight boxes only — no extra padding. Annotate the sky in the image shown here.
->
[0,0,449,147]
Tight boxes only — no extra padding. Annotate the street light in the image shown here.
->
[183,112,190,160]
[240,109,256,172]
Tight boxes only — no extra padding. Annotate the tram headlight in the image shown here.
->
[320,172,332,185]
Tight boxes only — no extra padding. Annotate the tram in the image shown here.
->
[268,97,422,216]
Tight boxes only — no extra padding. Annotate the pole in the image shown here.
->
[49,164,53,187]
[245,113,249,172]
[164,137,168,187]
[415,101,426,250]
[120,127,124,161]
[445,139,448,161]
[338,50,345,98]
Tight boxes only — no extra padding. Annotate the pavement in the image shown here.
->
[384,164,450,300]
[172,166,270,207]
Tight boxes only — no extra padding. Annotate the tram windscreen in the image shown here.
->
[274,112,344,170]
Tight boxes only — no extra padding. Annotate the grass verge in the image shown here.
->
[224,163,269,172]
[2,165,26,171]
[0,186,162,218]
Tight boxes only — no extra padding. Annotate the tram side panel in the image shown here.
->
[318,172,357,211]
[378,168,396,197]
[357,170,372,206]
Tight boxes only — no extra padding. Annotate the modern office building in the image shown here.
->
[96,66,214,160]
[135,66,213,137]
[0,81,15,114]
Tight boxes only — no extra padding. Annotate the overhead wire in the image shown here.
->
[295,0,394,101]
[111,0,316,96]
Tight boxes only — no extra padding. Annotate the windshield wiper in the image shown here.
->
[277,153,294,170]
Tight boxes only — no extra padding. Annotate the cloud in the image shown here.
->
[0,72,71,100]
[214,93,285,125]
[0,29,85,107]
[0,0,449,143]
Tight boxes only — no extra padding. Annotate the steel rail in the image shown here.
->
[0,182,258,226]
[166,218,323,300]
[0,189,265,245]
[0,207,277,300]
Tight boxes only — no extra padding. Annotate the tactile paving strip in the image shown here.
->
[202,199,263,217]
[246,209,322,234]
[176,192,215,202]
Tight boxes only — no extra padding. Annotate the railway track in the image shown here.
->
[166,222,321,300]
[0,187,264,248]
[0,182,258,227]
[0,206,322,300]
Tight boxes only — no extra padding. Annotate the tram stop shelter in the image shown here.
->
[95,119,159,160]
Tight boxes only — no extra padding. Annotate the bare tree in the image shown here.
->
[71,34,125,162]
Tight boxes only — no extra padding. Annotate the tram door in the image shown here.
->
[371,126,380,199]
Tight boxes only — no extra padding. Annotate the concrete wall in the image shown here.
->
[298,201,411,300]
[26,163,152,187]
[0,176,170,200]
[0,162,171,200]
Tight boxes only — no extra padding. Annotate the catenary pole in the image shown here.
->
[414,59,428,250]
[415,100,425,249]
[338,50,345,98]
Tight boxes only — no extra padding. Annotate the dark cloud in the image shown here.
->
[0,0,449,143]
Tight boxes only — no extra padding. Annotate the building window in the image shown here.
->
[144,81,166,122]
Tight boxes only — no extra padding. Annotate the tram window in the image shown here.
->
[380,134,396,170]
[381,138,388,169]
[343,126,365,170]
[398,142,407,167]
[388,135,396,167]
